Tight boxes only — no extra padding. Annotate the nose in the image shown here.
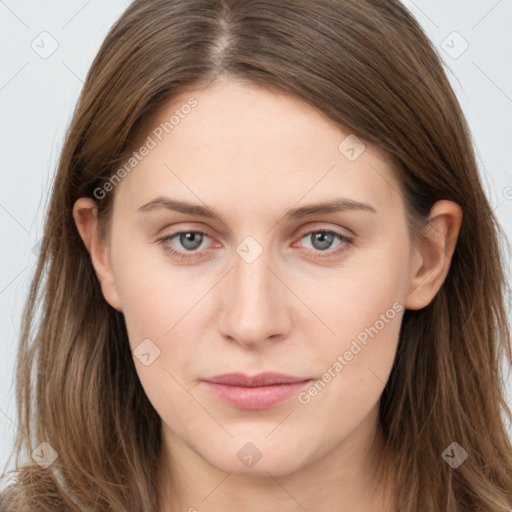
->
[217,244,292,348]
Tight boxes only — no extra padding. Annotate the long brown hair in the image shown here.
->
[2,0,511,510]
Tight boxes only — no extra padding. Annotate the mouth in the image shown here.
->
[201,372,313,410]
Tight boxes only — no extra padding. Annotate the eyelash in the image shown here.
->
[156,228,353,261]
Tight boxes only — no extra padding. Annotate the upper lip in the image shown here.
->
[203,372,311,387]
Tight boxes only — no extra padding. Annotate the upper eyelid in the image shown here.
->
[160,219,354,237]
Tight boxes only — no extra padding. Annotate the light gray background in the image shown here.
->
[1,0,511,474]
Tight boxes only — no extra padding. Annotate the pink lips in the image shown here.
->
[202,372,313,410]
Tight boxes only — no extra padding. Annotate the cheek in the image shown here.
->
[109,229,203,344]
[110,247,204,423]
[303,234,408,345]
[296,241,408,417]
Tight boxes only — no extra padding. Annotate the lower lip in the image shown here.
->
[202,380,313,410]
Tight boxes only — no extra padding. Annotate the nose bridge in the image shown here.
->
[217,238,289,346]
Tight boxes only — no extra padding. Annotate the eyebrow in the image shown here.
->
[137,196,376,223]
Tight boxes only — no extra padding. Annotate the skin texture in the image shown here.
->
[73,78,462,511]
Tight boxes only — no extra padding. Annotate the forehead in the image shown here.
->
[114,78,401,219]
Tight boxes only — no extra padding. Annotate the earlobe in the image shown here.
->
[72,198,123,312]
[405,200,463,310]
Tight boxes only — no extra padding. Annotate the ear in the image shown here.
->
[405,200,463,310]
[72,197,123,311]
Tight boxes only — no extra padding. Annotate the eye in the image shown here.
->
[295,229,352,258]
[157,228,353,261]
[157,230,211,260]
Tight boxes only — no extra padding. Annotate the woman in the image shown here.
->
[1,0,511,510]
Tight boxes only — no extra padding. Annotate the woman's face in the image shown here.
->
[92,78,423,477]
